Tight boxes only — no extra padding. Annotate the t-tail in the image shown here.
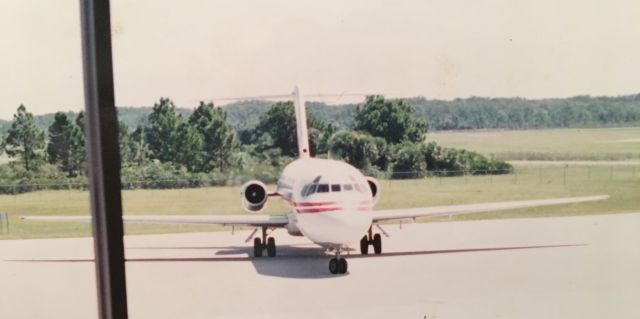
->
[293,86,311,158]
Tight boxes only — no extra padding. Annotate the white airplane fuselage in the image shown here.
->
[276,157,374,249]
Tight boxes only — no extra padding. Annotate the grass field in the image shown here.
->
[426,127,640,161]
[1,165,638,239]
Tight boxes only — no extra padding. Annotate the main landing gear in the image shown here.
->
[360,225,382,255]
[253,227,276,257]
[328,249,348,274]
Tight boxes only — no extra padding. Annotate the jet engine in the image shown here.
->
[241,180,268,213]
[365,176,380,204]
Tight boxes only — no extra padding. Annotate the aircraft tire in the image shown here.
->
[267,237,276,257]
[329,258,339,274]
[253,238,263,257]
[338,258,348,274]
[360,236,369,255]
[373,234,382,254]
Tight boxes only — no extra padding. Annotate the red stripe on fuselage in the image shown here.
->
[297,206,373,214]
[297,207,342,214]
[287,199,373,214]
[293,201,337,207]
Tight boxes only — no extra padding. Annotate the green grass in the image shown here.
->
[426,127,640,161]
[1,166,638,239]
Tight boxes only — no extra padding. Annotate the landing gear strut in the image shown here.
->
[253,227,276,257]
[360,225,382,255]
[328,249,348,274]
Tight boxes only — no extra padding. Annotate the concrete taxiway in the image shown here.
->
[1,212,639,318]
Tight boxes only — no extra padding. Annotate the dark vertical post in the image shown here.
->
[79,0,129,318]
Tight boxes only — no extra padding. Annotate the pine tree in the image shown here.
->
[188,102,238,172]
[2,105,46,171]
[46,112,84,177]
[145,98,183,162]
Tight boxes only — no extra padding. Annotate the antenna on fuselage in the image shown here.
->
[293,85,311,158]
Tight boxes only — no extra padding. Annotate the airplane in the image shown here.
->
[22,86,609,274]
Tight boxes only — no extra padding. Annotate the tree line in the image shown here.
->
[0,97,511,193]
[219,94,640,131]
[410,95,640,130]
[4,93,639,137]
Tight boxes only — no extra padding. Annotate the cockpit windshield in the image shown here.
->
[302,180,366,197]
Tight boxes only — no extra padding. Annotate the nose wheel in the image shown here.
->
[360,226,382,255]
[328,250,348,274]
[253,227,276,257]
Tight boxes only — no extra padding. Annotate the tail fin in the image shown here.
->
[293,86,311,158]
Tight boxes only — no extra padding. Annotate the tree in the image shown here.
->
[145,98,183,162]
[188,102,238,171]
[256,101,332,157]
[174,122,204,171]
[46,112,84,177]
[328,131,388,170]
[130,125,150,167]
[2,105,46,171]
[256,102,298,157]
[74,111,87,175]
[118,121,137,167]
[309,122,336,156]
[354,96,426,144]
[390,143,427,179]
[75,111,85,132]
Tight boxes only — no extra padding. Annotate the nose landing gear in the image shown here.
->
[328,249,348,274]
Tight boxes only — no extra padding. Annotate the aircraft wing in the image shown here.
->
[20,214,290,227]
[371,195,609,223]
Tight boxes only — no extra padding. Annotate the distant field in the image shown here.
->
[427,127,640,161]
[1,165,638,239]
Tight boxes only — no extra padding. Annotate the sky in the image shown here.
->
[1,0,640,120]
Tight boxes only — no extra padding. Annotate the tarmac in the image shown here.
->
[1,212,639,318]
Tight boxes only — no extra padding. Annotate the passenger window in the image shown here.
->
[331,184,341,192]
[343,184,353,191]
[317,184,329,193]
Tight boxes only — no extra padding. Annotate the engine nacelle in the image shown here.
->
[365,176,380,204]
[241,180,268,213]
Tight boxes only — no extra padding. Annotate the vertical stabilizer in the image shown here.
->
[293,86,311,158]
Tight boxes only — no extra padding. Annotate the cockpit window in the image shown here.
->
[317,184,329,193]
[307,184,317,196]
[303,181,353,197]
